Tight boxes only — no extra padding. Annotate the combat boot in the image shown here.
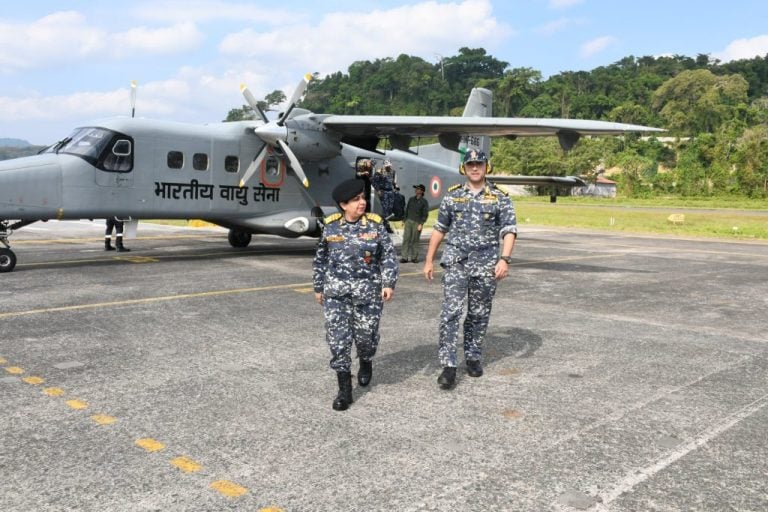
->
[358,360,372,387]
[332,371,353,411]
[437,367,456,390]
[467,360,483,378]
[116,238,131,252]
[105,238,115,251]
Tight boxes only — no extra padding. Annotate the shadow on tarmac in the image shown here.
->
[360,327,543,389]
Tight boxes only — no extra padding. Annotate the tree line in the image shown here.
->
[230,47,768,198]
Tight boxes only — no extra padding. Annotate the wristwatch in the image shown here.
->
[499,255,512,264]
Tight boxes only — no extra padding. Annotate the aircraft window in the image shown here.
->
[101,139,133,172]
[224,156,239,173]
[193,153,209,171]
[113,139,131,156]
[51,127,114,164]
[167,151,184,169]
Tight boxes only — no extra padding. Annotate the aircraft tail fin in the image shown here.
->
[458,87,492,161]
[411,87,493,167]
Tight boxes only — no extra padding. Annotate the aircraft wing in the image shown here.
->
[489,175,587,187]
[321,116,664,138]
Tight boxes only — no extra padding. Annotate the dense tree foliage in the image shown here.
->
[258,49,768,198]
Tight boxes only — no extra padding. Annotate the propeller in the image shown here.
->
[239,73,312,189]
[239,83,269,123]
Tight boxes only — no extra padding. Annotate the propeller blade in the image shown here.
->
[240,83,269,123]
[277,139,309,188]
[239,144,268,188]
[277,73,312,126]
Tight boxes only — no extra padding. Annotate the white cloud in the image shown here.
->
[112,22,205,56]
[131,0,299,24]
[714,34,768,63]
[219,0,512,79]
[549,0,584,9]
[0,11,205,73]
[535,17,585,36]
[0,11,106,72]
[580,36,617,58]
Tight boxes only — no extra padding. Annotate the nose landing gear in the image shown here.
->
[1,220,29,273]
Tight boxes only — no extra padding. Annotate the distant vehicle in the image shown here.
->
[0,75,662,272]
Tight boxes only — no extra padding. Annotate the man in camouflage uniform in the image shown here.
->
[313,178,399,410]
[423,149,517,390]
[371,160,396,233]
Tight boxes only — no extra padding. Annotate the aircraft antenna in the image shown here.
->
[130,80,137,118]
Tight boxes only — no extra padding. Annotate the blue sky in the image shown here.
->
[2,0,767,145]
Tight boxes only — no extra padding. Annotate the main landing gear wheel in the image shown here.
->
[0,248,17,273]
[227,229,252,248]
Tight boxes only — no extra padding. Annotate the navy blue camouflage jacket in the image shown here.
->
[434,181,517,275]
[313,212,399,301]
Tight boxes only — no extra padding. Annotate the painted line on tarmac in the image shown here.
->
[0,282,314,319]
[2,253,618,320]
[15,245,312,269]
[1,355,254,502]
[13,234,223,245]
[595,392,768,508]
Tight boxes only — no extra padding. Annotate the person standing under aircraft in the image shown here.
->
[355,158,374,212]
[422,150,516,390]
[371,160,396,233]
[104,217,130,252]
[400,184,429,263]
[313,178,399,411]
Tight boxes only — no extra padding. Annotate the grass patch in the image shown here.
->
[409,196,768,241]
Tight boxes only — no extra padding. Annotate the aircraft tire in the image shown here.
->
[0,248,16,273]
[228,229,252,248]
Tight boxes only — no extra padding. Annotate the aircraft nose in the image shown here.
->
[0,155,63,216]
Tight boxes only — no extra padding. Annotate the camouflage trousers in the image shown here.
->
[379,191,394,218]
[438,263,497,367]
[324,295,383,372]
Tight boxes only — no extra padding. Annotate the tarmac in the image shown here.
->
[1,220,767,511]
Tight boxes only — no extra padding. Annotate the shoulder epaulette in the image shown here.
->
[493,185,509,197]
[323,212,342,224]
[365,212,383,223]
[447,184,462,193]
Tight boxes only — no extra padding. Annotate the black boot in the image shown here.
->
[116,238,130,252]
[332,371,353,411]
[467,360,483,378]
[105,238,115,251]
[437,367,456,390]
[358,360,372,387]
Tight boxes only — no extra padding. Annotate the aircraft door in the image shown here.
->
[95,137,134,188]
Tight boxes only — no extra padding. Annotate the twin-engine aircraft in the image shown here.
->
[0,74,662,273]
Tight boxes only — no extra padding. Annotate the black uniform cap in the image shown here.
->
[332,178,366,208]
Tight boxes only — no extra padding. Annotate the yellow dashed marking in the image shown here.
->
[0,357,6,364]
[5,366,24,374]
[497,368,521,377]
[502,409,524,419]
[171,456,202,473]
[114,255,160,264]
[91,414,117,425]
[43,387,65,396]
[0,282,313,319]
[22,376,45,385]
[258,507,286,512]
[65,399,88,410]
[210,480,248,498]
[293,287,315,294]
[135,438,166,453]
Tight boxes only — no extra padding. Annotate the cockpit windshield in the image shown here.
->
[45,127,134,172]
